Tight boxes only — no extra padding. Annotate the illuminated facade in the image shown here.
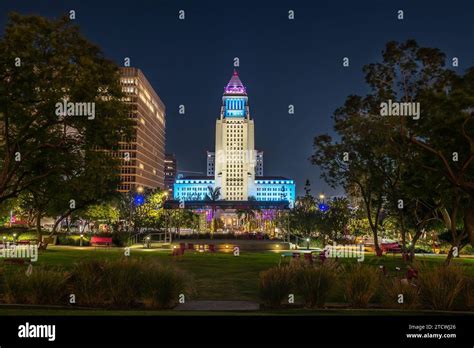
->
[118,67,166,192]
[174,70,295,205]
[164,154,177,196]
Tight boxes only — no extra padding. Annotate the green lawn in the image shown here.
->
[3,245,473,302]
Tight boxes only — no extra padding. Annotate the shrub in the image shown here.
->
[101,259,144,308]
[381,278,420,310]
[142,262,191,309]
[57,235,90,246]
[418,264,465,310]
[68,260,107,306]
[259,266,293,308]
[465,278,474,311]
[293,262,337,308]
[3,268,67,305]
[344,264,380,308]
[111,232,129,247]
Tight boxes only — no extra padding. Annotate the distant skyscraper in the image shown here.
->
[164,154,177,195]
[118,67,166,192]
[206,151,215,176]
[206,149,263,177]
[256,150,263,177]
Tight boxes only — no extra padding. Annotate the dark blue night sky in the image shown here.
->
[1,0,473,196]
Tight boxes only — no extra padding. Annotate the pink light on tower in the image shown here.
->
[224,69,247,95]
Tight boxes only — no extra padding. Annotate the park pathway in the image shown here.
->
[174,300,259,311]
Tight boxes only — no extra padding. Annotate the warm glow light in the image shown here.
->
[80,234,84,238]
[173,245,177,249]
[137,186,144,193]
[276,244,280,248]
[225,245,229,249]
[319,194,325,200]
[306,238,310,242]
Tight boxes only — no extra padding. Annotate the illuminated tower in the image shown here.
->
[214,70,256,200]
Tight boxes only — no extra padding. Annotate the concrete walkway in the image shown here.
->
[174,300,260,311]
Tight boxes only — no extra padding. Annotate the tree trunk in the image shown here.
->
[373,229,382,256]
[36,214,42,241]
[465,197,474,247]
[445,242,459,265]
[409,229,423,262]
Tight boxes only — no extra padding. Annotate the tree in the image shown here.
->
[289,194,319,240]
[206,186,221,236]
[0,13,133,207]
[316,197,352,244]
[312,39,474,259]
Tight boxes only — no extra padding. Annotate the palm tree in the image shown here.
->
[206,186,221,238]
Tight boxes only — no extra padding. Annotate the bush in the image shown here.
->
[101,259,144,308]
[344,264,380,308]
[418,264,465,310]
[111,232,129,247]
[68,258,192,309]
[142,262,191,309]
[293,261,337,308]
[3,268,67,305]
[68,260,107,306]
[57,235,90,246]
[465,278,474,311]
[259,266,294,308]
[381,278,420,310]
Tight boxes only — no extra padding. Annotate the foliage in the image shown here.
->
[259,266,294,308]
[293,260,338,308]
[0,13,133,239]
[343,264,380,308]
[142,261,192,309]
[381,278,420,310]
[3,268,67,305]
[67,258,191,309]
[312,39,474,258]
[417,264,465,310]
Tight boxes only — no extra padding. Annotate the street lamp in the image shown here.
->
[319,193,325,201]
[80,234,84,247]
[306,238,310,250]
[137,186,144,193]
[146,236,151,249]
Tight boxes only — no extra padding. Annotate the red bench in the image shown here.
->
[381,242,401,254]
[91,236,112,247]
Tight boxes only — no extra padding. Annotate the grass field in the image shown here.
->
[2,245,473,301]
[0,246,472,316]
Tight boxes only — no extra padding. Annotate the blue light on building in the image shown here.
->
[318,203,329,212]
[134,194,145,206]
[174,176,295,205]
[255,177,295,205]
[224,97,246,117]
[174,177,215,201]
